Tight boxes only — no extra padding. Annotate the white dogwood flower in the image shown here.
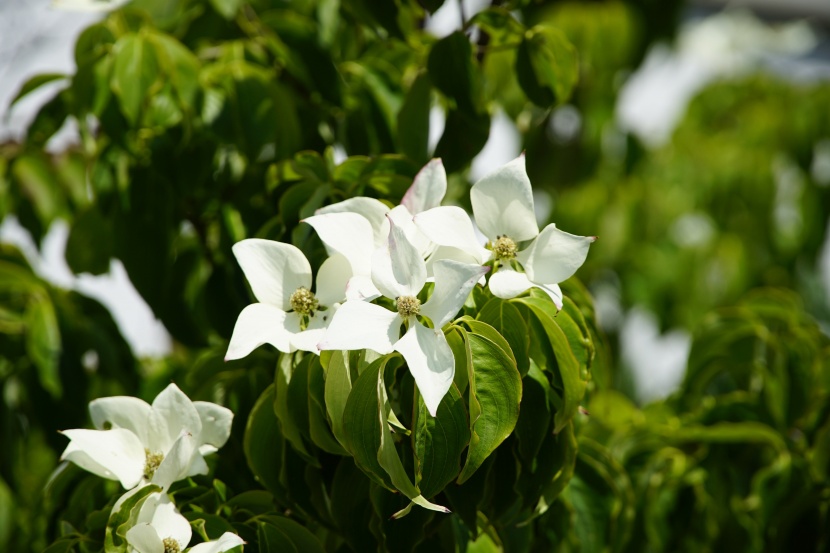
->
[319,217,488,416]
[125,492,244,553]
[226,239,351,357]
[304,160,448,301]
[414,154,595,308]
[60,384,233,491]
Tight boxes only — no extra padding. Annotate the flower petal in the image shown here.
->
[517,224,595,285]
[371,216,427,299]
[303,212,375,276]
[534,282,564,310]
[314,254,352,307]
[470,154,539,241]
[401,158,447,215]
[149,384,202,454]
[232,239,311,311]
[88,396,151,444]
[414,206,489,264]
[60,428,145,489]
[193,401,233,452]
[126,524,164,553]
[318,301,401,354]
[290,307,335,354]
[345,274,382,301]
[394,323,455,417]
[188,533,246,553]
[488,268,533,299]
[138,492,192,549]
[421,260,489,329]
[225,303,299,360]
[152,430,200,490]
[425,246,488,284]
[388,205,433,258]
[315,197,390,247]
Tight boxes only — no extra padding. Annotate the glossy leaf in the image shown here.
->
[515,296,586,434]
[413,384,470,499]
[111,33,160,124]
[457,330,522,484]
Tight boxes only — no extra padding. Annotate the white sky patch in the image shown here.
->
[0,0,104,141]
[620,307,690,404]
[470,108,521,182]
[424,0,490,39]
[0,217,173,358]
[617,9,821,148]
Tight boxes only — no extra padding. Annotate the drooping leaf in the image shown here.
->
[477,298,530,376]
[515,296,586,433]
[307,356,348,455]
[9,73,67,109]
[457,330,522,484]
[243,384,288,502]
[413,384,470,499]
[397,72,432,164]
[25,292,62,398]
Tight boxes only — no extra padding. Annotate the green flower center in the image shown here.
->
[290,287,319,316]
[396,296,421,318]
[144,449,164,480]
[492,235,518,260]
[162,537,181,553]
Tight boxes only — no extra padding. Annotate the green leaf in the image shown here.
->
[414,384,470,499]
[434,109,490,173]
[330,459,375,551]
[428,31,483,114]
[147,31,200,109]
[105,484,161,553]
[342,356,397,490]
[533,421,577,518]
[470,7,525,47]
[457,330,522,484]
[324,350,352,449]
[258,516,325,553]
[307,357,348,455]
[516,26,578,107]
[397,72,432,165]
[275,354,317,464]
[243,384,288,501]
[110,33,160,124]
[515,361,552,463]
[209,0,243,19]
[9,73,67,108]
[66,207,113,275]
[515,296,586,434]
[26,292,61,398]
[342,355,450,514]
[476,299,530,375]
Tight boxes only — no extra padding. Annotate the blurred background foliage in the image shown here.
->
[1,0,830,551]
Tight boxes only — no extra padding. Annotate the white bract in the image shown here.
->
[226,239,351,357]
[319,217,487,416]
[125,492,244,553]
[305,159,448,300]
[415,154,595,309]
[60,384,233,491]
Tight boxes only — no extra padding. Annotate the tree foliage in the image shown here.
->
[2,0,829,552]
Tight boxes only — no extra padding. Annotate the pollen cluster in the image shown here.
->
[492,235,518,260]
[290,286,319,315]
[144,449,164,480]
[396,295,421,318]
[162,537,181,553]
